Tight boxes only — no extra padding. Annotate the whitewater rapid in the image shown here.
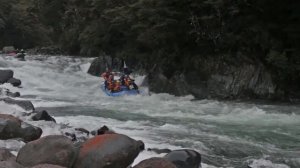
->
[0,55,299,168]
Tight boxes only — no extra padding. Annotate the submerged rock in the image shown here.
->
[164,149,201,168]
[74,134,141,168]
[134,158,177,168]
[16,135,77,167]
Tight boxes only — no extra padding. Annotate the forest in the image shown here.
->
[0,0,299,98]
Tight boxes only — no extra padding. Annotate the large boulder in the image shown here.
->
[0,98,35,111]
[134,158,177,168]
[7,78,21,87]
[74,134,142,168]
[164,149,201,168]
[0,117,22,140]
[32,111,56,123]
[20,122,43,143]
[0,115,42,142]
[16,135,77,167]
[31,164,67,168]
[0,70,14,84]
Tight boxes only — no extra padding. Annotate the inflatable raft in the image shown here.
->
[101,84,139,97]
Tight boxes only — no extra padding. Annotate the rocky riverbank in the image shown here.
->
[0,69,202,168]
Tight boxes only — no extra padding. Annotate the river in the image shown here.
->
[0,55,299,168]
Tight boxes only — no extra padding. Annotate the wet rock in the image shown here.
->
[164,149,201,168]
[0,116,41,142]
[0,118,21,140]
[137,140,145,151]
[134,158,177,168]
[0,148,15,161]
[147,148,172,154]
[0,98,35,111]
[0,70,14,84]
[32,111,56,123]
[20,122,43,143]
[16,135,77,167]
[0,160,24,168]
[75,128,89,136]
[97,125,110,135]
[6,78,21,87]
[31,164,67,168]
[74,134,141,168]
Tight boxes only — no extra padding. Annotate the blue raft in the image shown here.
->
[101,84,139,97]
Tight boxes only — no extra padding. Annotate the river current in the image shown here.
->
[0,55,299,168]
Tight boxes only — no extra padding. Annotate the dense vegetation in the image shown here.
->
[0,0,299,94]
